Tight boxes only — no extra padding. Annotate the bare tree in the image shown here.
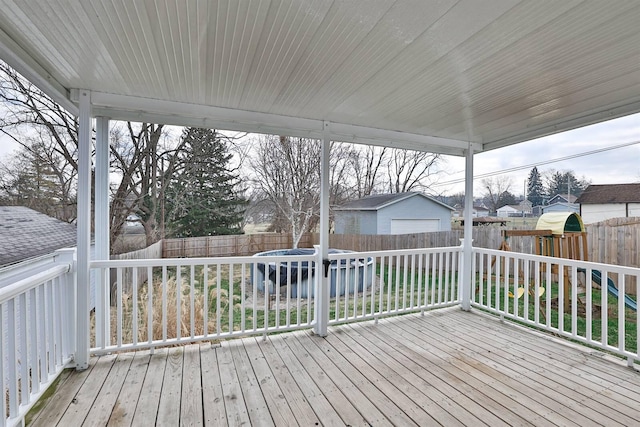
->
[249,135,322,248]
[386,149,441,193]
[481,176,514,214]
[348,145,388,198]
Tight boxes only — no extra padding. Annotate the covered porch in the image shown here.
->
[28,308,640,426]
[1,1,640,425]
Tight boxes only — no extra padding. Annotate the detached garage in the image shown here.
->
[334,192,454,235]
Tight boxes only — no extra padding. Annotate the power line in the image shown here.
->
[433,139,640,187]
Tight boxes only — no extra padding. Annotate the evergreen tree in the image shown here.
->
[164,128,246,237]
[545,170,589,200]
[527,167,545,206]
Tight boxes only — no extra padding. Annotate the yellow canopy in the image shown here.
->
[535,212,585,235]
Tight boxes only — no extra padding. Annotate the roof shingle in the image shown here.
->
[576,183,640,204]
[0,206,76,267]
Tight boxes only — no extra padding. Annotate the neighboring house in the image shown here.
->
[548,194,578,205]
[0,206,77,267]
[496,205,520,217]
[541,202,579,214]
[473,205,490,217]
[576,183,640,223]
[451,204,489,218]
[334,192,454,234]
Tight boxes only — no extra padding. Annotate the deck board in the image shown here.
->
[155,347,183,425]
[28,308,640,426]
[107,351,150,426]
[131,348,167,426]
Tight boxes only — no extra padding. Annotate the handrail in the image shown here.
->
[0,264,70,303]
[90,254,316,268]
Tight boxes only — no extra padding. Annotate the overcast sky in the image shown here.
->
[1,112,639,198]
[435,112,640,197]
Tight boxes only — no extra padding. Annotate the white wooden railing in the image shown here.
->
[7,242,640,426]
[90,246,463,353]
[327,247,461,325]
[0,249,76,427]
[472,247,640,363]
[90,253,318,354]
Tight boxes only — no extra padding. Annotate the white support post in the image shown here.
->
[313,121,331,337]
[95,116,110,348]
[461,143,474,311]
[55,248,77,361]
[76,90,92,370]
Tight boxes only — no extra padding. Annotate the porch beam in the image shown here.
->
[461,143,474,311]
[86,91,471,156]
[95,116,110,348]
[76,90,92,370]
[0,27,77,115]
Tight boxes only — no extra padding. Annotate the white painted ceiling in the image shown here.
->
[0,0,639,156]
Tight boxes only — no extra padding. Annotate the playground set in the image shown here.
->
[495,212,637,314]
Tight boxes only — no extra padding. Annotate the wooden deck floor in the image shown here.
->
[28,308,640,426]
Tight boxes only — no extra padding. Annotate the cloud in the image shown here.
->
[437,112,640,195]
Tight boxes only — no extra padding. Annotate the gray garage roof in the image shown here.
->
[576,183,640,204]
[0,206,76,267]
[335,192,454,211]
[1,2,640,156]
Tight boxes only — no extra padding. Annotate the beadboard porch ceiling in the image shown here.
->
[1,1,640,155]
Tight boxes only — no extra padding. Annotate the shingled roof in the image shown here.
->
[335,192,453,211]
[576,183,640,204]
[0,206,76,267]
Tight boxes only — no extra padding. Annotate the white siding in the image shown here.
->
[628,203,640,217]
[390,219,439,234]
[580,204,627,223]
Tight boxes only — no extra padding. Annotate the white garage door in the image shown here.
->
[390,219,439,234]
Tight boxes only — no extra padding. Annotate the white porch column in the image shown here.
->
[314,121,331,337]
[95,116,110,348]
[76,90,92,370]
[461,143,474,311]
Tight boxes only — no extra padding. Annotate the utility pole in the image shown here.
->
[523,179,527,218]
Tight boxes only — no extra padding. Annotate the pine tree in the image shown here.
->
[164,128,246,237]
[545,170,589,200]
[527,167,545,206]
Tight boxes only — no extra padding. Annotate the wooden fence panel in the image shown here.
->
[110,240,162,294]
[119,219,640,294]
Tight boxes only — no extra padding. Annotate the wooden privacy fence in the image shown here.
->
[162,233,314,258]
[109,240,163,295]
[121,220,640,269]
[116,219,640,294]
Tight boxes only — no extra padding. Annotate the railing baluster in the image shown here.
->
[218,265,223,336]
[601,270,609,348]
[253,262,258,332]
[176,265,182,340]
[585,267,592,342]
[190,265,195,339]
[229,263,235,334]
[571,266,578,337]
[162,266,168,342]
[133,267,139,346]
[204,264,209,337]
[0,303,5,422]
[7,299,18,418]
[29,288,39,394]
[147,267,153,346]
[46,281,54,374]
[117,268,123,347]
[618,274,626,352]
[19,293,29,405]
[241,263,246,332]
[284,261,291,328]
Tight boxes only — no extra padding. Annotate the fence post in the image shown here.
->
[313,248,330,336]
[55,248,77,363]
